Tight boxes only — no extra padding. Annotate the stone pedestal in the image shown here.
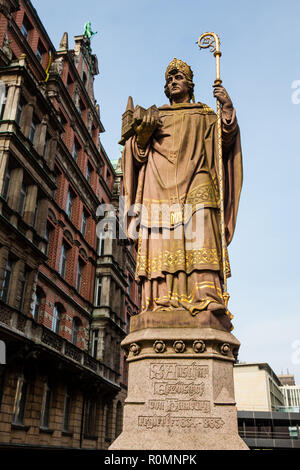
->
[110,310,248,450]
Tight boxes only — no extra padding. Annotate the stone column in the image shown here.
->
[110,310,249,450]
[100,275,110,306]
[2,83,21,121]
[0,150,9,196]
[21,268,36,315]
[8,259,25,310]
[47,135,58,171]
[23,184,38,226]
[97,324,107,362]
[35,198,49,238]
[35,117,48,156]
[7,167,23,211]
[22,101,35,138]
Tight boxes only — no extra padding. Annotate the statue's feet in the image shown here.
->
[207,302,226,315]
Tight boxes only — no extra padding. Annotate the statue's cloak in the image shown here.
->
[122,102,242,281]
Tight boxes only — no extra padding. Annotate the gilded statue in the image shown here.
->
[122,58,242,325]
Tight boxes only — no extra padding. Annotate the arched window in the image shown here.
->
[40,378,52,429]
[115,401,123,438]
[12,372,28,425]
[52,303,63,333]
[32,286,45,321]
[71,317,82,345]
[84,398,97,437]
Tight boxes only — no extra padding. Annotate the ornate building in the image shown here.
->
[0,0,139,449]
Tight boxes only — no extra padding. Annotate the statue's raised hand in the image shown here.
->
[134,109,161,149]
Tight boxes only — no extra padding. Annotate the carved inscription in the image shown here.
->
[148,399,210,413]
[154,381,204,396]
[138,415,224,430]
[150,362,208,380]
[138,361,224,431]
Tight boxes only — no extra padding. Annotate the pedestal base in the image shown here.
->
[110,319,248,450]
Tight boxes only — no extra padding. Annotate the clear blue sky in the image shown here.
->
[34,0,300,383]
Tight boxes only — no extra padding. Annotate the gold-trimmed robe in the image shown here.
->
[123,102,242,314]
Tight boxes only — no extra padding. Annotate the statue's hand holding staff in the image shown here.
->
[213,84,233,111]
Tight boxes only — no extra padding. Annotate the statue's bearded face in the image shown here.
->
[166,69,190,103]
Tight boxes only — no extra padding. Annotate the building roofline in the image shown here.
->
[234,362,282,386]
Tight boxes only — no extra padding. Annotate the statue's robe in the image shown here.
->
[123,102,242,314]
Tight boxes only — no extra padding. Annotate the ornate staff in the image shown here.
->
[197,32,229,308]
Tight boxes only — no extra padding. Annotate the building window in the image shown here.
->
[35,40,45,63]
[12,374,28,425]
[40,381,52,429]
[2,164,11,200]
[96,233,105,256]
[86,162,92,184]
[0,83,7,120]
[63,388,72,432]
[17,180,27,215]
[84,399,96,437]
[32,288,43,321]
[67,75,73,94]
[96,278,102,306]
[81,210,88,237]
[82,71,88,87]
[92,329,99,358]
[20,15,32,40]
[72,317,81,345]
[79,100,85,118]
[72,138,80,161]
[33,198,39,228]
[44,221,54,256]
[0,255,13,303]
[43,133,50,159]
[20,22,29,39]
[105,401,113,442]
[66,189,75,220]
[19,266,30,312]
[52,166,60,200]
[115,401,123,438]
[16,96,26,126]
[52,304,62,333]
[76,259,84,292]
[28,114,39,144]
[59,243,68,278]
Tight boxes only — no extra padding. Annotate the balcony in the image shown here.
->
[0,300,120,388]
[238,410,300,449]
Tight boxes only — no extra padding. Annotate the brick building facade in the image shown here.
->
[0,0,139,449]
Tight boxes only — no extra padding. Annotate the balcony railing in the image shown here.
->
[239,429,300,440]
[0,301,120,387]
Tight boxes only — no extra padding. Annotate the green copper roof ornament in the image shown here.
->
[84,21,97,40]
